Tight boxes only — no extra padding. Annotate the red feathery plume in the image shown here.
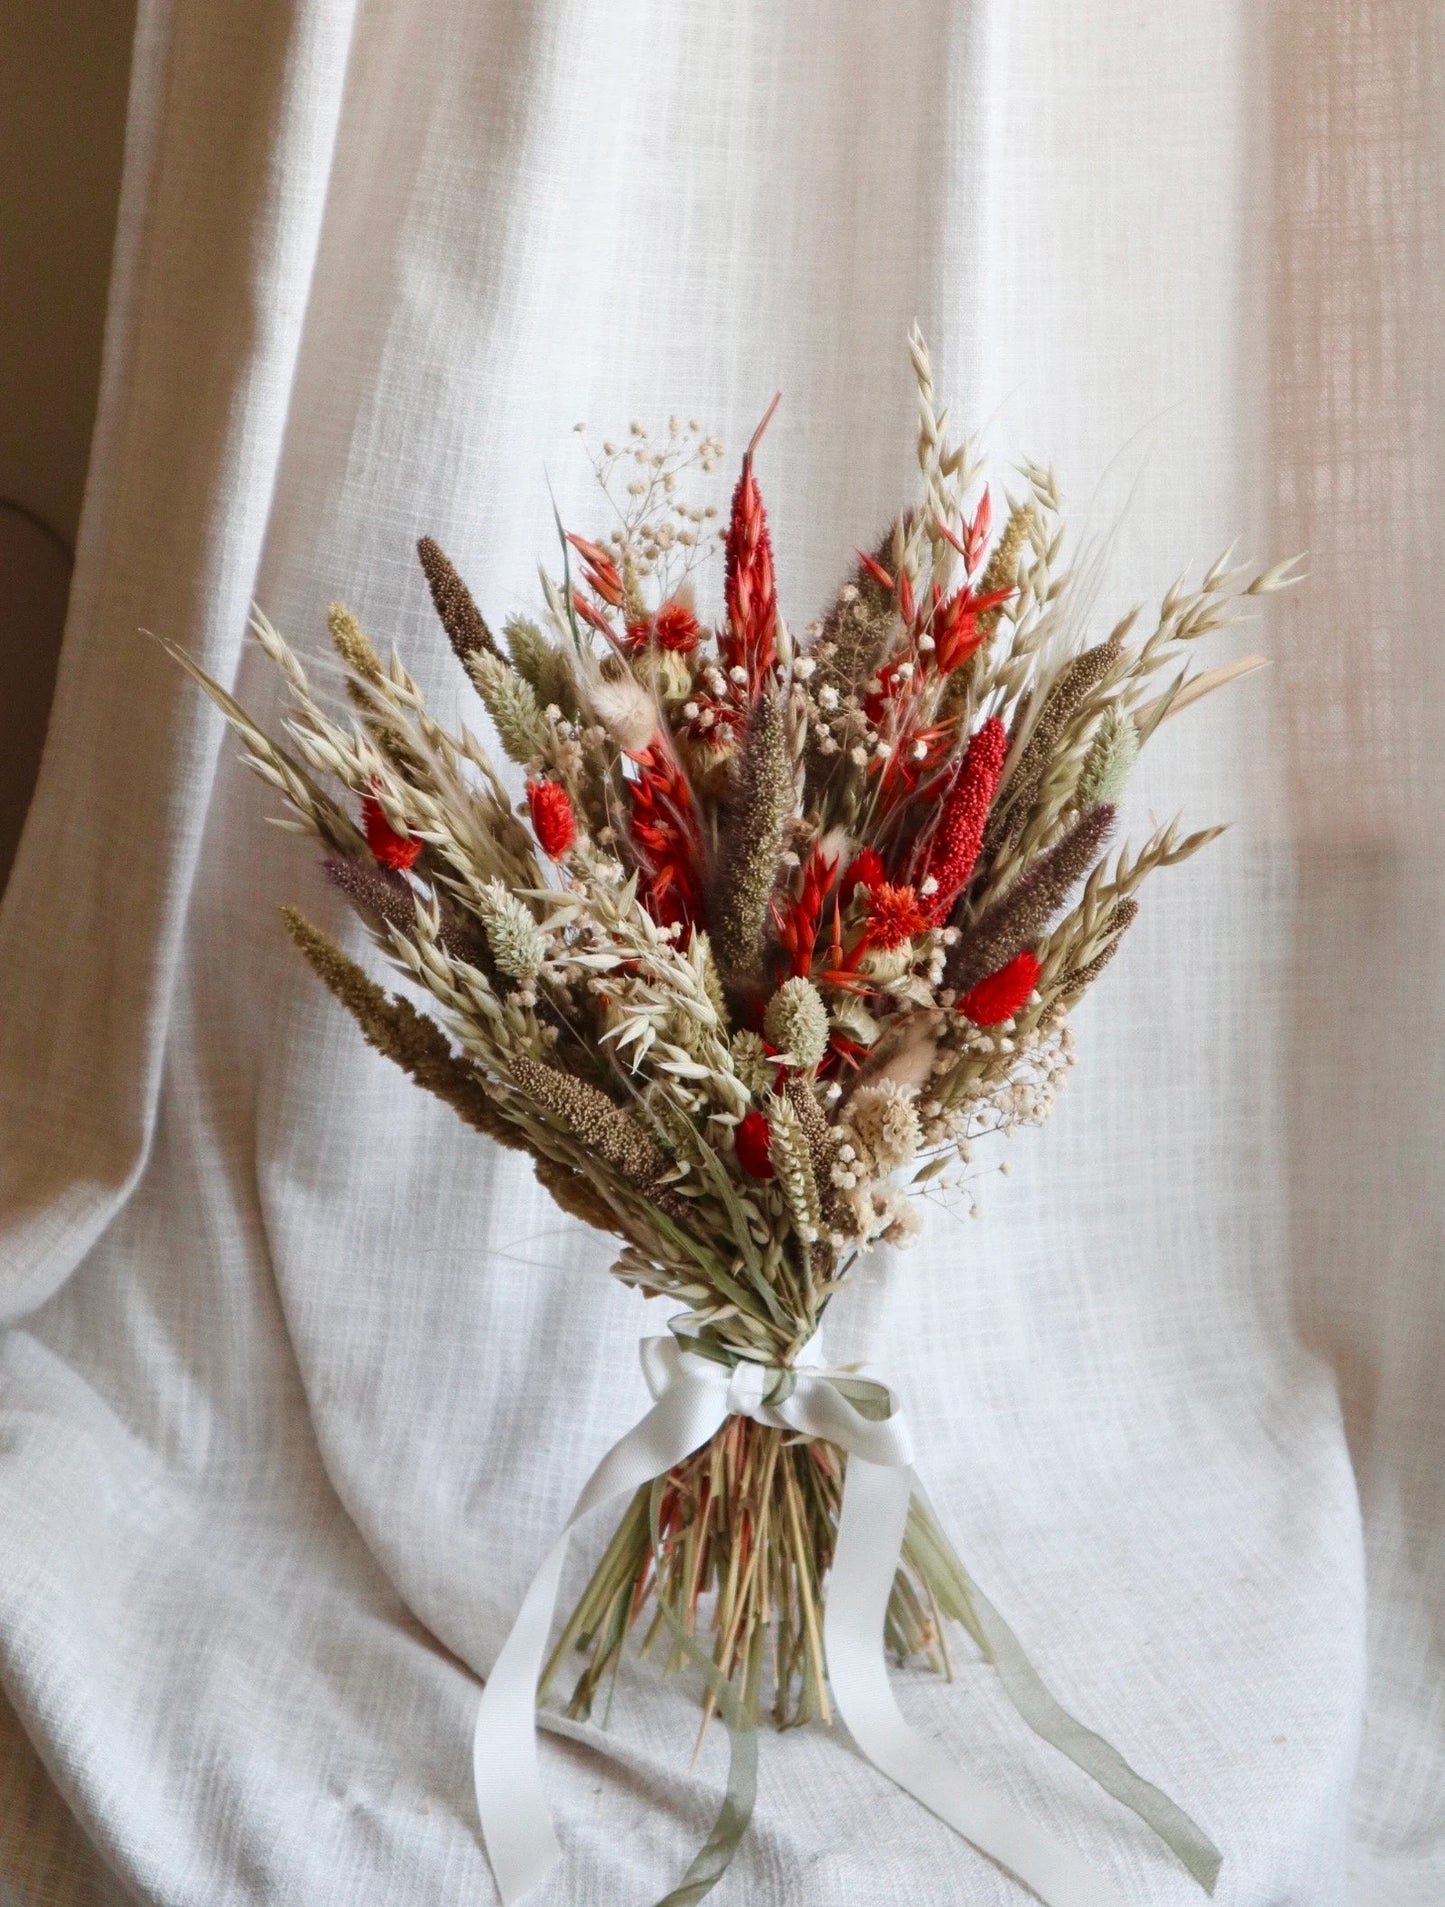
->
[721,394,781,696]
[625,598,701,654]
[734,1109,775,1180]
[839,848,886,908]
[775,845,837,978]
[362,794,422,871]
[860,881,931,952]
[958,949,1040,1026]
[627,740,706,930]
[526,779,576,860]
[920,715,1007,921]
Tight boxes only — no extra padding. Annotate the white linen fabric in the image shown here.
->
[0,2,1440,1903]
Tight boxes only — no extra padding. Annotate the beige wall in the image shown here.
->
[0,5,134,887]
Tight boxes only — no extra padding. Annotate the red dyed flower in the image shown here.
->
[958,950,1041,1026]
[627,598,701,653]
[526,779,576,860]
[734,1109,775,1180]
[362,794,422,870]
[627,741,706,931]
[721,395,781,696]
[963,487,992,575]
[839,848,885,907]
[862,881,931,951]
[775,844,837,978]
[930,581,1012,674]
[920,716,1007,922]
[565,532,625,607]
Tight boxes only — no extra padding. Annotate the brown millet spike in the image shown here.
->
[947,804,1116,993]
[508,1055,686,1219]
[711,690,793,994]
[281,907,525,1148]
[533,1153,623,1236]
[1004,635,1122,811]
[1055,898,1140,1001]
[784,1077,849,1237]
[322,857,417,939]
[417,536,498,662]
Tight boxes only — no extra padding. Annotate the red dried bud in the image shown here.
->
[862,881,930,951]
[963,487,992,574]
[527,779,576,860]
[625,598,702,654]
[734,1109,776,1180]
[839,848,885,907]
[958,950,1041,1026]
[362,794,422,870]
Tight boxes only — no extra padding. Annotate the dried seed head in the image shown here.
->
[474,880,548,982]
[417,536,498,661]
[763,976,830,1071]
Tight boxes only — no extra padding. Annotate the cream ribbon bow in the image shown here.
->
[471,1334,1220,1906]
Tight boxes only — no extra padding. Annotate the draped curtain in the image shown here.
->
[1,3,1439,1901]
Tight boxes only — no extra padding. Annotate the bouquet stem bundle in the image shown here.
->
[545,1420,977,1735]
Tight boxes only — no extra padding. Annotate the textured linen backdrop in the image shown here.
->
[1,3,1440,1902]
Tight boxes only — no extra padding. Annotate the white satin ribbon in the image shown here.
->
[472,1335,1172,1907]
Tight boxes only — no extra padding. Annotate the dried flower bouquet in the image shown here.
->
[170,330,1296,1902]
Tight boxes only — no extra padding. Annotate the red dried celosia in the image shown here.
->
[920,716,1007,921]
[734,1109,775,1179]
[720,395,781,697]
[626,599,701,653]
[627,741,706,931]
[526,779,576,860]
[958,949,1040,1026]
[362,793,422,871]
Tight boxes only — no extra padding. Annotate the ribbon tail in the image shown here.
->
[645,1481,759,1907]
[826,1458,1132,1907]
[958,1566,1222,1895]
[473,1375,728,1904]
